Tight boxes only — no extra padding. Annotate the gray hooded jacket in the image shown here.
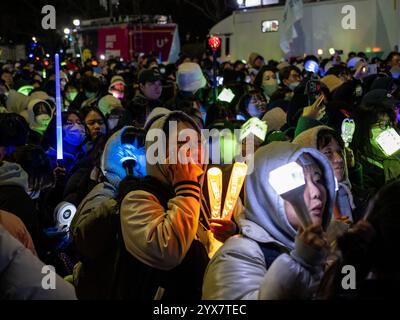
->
[202,142,336,300]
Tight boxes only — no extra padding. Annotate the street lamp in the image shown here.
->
[64,28,71,35]
[73,19,80,27]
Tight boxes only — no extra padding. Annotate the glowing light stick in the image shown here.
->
[217,88,235,103]
[240,117,268,142]
[17,85,34,96]
[221,162,248,220]
[55,54,63,161]
[341,118,356,148]
[375,128,400,156]
[207,167,223,219]
[304,60,319,74]
[269,162,312,228]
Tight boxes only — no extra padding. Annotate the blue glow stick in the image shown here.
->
[55,54,63,161]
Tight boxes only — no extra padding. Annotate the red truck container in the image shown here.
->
[79,17,181,63]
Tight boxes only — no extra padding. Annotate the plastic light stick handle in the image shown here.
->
[55,54,63,161]
[289,188,313,229]
[221,162,247,221]
[207,168,223,219]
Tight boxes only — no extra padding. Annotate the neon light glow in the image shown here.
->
[304,60,319,74]
[341,118,356,147]
[240,117,268,142]
[55,54,64,160]
[269,161,312,228]
[17,85,34,96]
[269,162,305,195]
[208,36,221,52]
[375,128,400,156]
[221,162,248,220]
[217,88,235,103]
[207,167,223,219]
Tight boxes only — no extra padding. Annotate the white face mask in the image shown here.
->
[108,118,120,131]
[288,81,300,91]
[35,114,51,133]
[64,124,86,146]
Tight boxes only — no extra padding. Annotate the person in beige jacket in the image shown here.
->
[116,107,209,300]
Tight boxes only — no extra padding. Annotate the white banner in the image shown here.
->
[280,0,304,54]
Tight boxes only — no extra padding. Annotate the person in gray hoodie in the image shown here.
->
[202,141,336,300]
[0,161,43,256]
[0,224,76,300]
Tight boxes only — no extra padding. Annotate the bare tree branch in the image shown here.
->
[182,0,218,22]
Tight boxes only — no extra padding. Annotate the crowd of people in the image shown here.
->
[1,48,400,300]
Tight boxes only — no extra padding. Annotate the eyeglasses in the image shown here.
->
[85,119,105,126]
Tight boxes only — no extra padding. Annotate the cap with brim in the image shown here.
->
[138,69,162,84]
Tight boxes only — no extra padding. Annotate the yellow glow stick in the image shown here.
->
[207,167,223,219]
[221,162,248,220]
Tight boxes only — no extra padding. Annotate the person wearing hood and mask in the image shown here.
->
[114,107,209,300]
[63,83,79,110]
[202,142,336,300]
[24,98,53,145]
[351,91,400,196]
[98,75,125,118]
[71,126,146,299]
[254,66,279,102]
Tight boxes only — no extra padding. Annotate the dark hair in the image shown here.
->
[32,101,52,117]
[205,102,235,128]
[269,87,292,103]
[8,144,54,194]
[41,111,83,150]
[0,113,30,147]
[236,90,267,120]
[253,66,278,90]
[385,51,400,64]
[317,129,344,151]
[351,102,396,160]
[81,76,101,93]
[81,105,109,135]
[279,66,301,83]
[325,65,351,78]
[325,180,400,298]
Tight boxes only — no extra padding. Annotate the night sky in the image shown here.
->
[0,0,237,49]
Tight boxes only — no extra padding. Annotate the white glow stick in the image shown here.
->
[240,117,268,142]
[341,118,356,148]
[55,54,63,161]
[207,167,223,219]
[217,88,235,103]
[375,128,400,156]
[269,162,312,228]
[221,162,248,220]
